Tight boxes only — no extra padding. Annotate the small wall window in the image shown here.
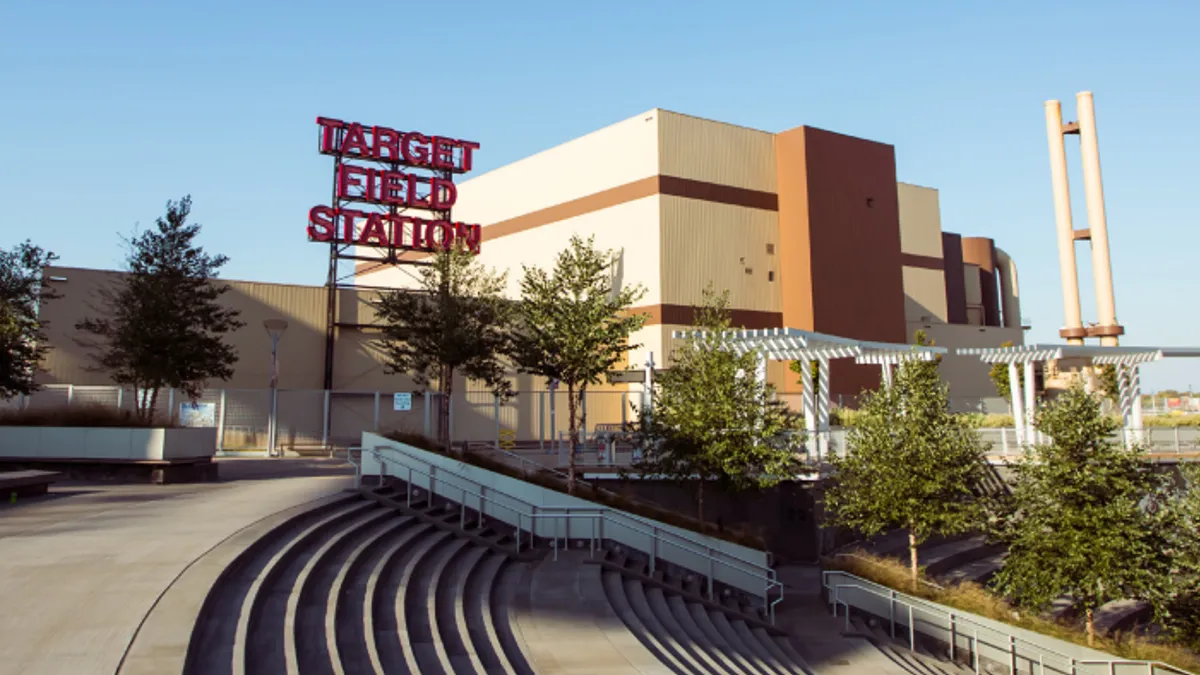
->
[768,271,775,282]
[766,243,775,255]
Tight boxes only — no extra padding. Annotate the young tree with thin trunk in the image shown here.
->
[76,197,243,422]
[511,234,646,493]
[632,286,803,521]
[825,331,990,589]
[372,241,513,452]
[992,384,1167,646]
[1150,464,1200,650]
[0,241,59,399]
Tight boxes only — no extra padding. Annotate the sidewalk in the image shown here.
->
[0,459,354,675]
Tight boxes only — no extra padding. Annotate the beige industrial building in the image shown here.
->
[358,109,1026,404]
[30,109,1027,449]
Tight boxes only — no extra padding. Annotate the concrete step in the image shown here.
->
[242,501,375,675]
[369,525,443,674]
[467,553,519,675]
[687,602,764,675]
[624,576,705,672]
[184,493,358,675]
[493,557,537,675]
[441,543,491,674]
[289,507,398,674]
[330,517,418,675]
[409,534,469,674]
[705,610,779,675]
[601,569,692,674]
[665,593,744,674]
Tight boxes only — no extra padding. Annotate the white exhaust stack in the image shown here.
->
[1043,99,1086,345]
[1075,91,1123,346]
[1043,92,1125,346]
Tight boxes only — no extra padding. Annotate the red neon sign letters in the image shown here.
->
[307,117,482,254]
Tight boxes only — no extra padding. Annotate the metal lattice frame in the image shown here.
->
[669,327,946,456]
[957,344,1200,448]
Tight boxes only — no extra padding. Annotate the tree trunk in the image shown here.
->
[566,382,578,495]
[442,365,454,454]
[909,530,919,591]
[696,479,704,522]
[1086,607,1095,646]
[146,387,159,425]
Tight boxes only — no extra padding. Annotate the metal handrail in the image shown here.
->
[366,444,784,621]
[377,443,775,582]
[823,571,1194,675]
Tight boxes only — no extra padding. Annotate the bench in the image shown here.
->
[0,470,63,499]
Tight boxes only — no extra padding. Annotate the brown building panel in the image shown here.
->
[789,127,908,397]
[774,128,815,331]
[961,236,999,327]
[941,233,968,324]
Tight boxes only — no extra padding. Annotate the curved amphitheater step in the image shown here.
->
[589,551,816,674]
[183,487,534,675]
[848,615,976,675]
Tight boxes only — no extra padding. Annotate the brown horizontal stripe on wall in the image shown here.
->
[627,303,782,329]
[357,175,779,274]
[899,253,944,270]
[658,175,779,212]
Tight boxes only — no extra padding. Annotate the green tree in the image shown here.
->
[1093,364,1119,403]
[987,340,1023,401]
[0,241,59,399]
[788,358,819,398]
[825,332,990,588]
[991,384,1167,645]
[76,196,243,421]
[372,241,513,452]
[631,286,803,521]
[1147,464,1200,649]
[511,235,647,493]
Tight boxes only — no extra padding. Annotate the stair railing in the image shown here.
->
[823,570,1194,675]
[366,444,785,623]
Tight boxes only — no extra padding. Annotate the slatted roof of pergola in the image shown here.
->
[670,327,946,364]
[956,344,1200,366]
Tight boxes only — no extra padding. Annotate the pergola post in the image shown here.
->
[1023,361,1037,445]
[1130,365,1144,446]
[817,356,831,456]
[1117,364,1133,448]
[1008,362,1026,446]
[800,359,817,441]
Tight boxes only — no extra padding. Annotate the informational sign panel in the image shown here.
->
[178,402,217,428]
[606,370,647,384]
[393,392,413,412]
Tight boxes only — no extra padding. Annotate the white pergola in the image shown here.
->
[957,344,1200,448]
[670,327,947,455]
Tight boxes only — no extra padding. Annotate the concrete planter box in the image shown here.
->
[0,426,217,461]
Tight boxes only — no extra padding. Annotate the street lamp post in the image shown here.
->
[264,319,288,457]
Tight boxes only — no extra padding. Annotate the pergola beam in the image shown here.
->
[957,343,1200,449]
[669,327,945,461]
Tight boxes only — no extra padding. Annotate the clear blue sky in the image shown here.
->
[2,1,1197,392]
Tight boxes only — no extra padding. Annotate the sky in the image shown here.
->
[2,0,1198,392]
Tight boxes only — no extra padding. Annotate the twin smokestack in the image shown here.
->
[1044,91,1124,347]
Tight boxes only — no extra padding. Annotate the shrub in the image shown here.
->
[0,404,175,428]
[380,429,768,550]
[826,550,1200,671]
[1145,414,1200,428]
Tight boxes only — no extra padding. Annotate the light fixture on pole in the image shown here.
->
[263,319,288,458]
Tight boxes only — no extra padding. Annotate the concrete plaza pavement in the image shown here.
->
[0,458,355,675]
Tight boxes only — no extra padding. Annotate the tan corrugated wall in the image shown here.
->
[659,196,780,312]
[657,110,777,192]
